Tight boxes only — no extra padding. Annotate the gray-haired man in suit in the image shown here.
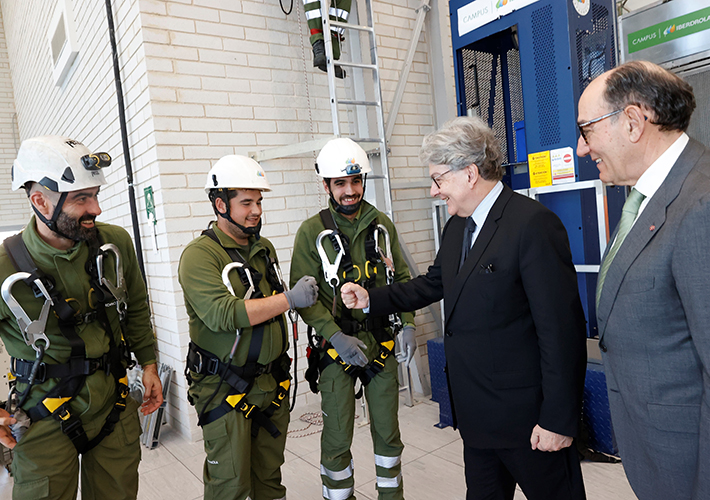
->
[578,60,710,500]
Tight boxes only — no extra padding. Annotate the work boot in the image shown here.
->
[312,39,346,79]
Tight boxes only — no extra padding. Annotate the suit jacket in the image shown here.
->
[369,185,587,448]
[596,138,710,500]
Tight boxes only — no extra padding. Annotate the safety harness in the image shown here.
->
[305,209,402,395]
[184,227,292,438]
[1,232,133,455]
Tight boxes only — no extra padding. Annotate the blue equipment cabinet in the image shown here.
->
[449,0,624,337]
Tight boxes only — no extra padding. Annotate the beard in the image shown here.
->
[55,211,98,242]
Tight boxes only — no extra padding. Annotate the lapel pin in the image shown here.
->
[649,225,656,231]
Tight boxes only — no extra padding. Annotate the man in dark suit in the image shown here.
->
[578,60,710,500]
[341,116,587,500]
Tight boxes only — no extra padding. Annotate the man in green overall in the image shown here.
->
[178,155,318,500]
[302,0,351,78]
[0,135,163,500]
[290,138,417,500]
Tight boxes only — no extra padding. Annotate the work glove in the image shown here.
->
[284,275,319,309]
[330,331,368,367]
[397,326,417,366]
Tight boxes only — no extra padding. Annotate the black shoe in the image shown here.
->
[312,39,346,79]
[312,39,326,68]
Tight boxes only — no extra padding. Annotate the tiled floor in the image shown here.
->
[0,397,637,499]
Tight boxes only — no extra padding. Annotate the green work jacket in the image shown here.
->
[178,225,288,410]
[0,217,157,419]
[290,201,414,359]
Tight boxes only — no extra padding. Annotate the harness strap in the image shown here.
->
[3,231,130,455]
[202,228,269,295]
[190,341,291,436]
[12,353,111,385]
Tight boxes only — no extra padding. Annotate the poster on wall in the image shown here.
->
[458,0,541,37]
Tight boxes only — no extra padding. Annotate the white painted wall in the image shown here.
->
[0,5,21,230]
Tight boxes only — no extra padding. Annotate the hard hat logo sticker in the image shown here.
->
[343,158,361,175]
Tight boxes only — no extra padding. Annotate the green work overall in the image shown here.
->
[302,0,352,59]
[290,201,414,500]
[179,226,290,500]
[0,218,157,500]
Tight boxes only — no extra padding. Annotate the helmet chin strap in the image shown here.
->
[330,193,361,215]
[328,174,366,216]
[32,191,75,241]
[215,191,262,239]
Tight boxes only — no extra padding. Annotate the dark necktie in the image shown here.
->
[459,217,477,271]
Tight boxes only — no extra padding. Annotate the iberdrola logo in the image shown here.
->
[663,24,676,36]
[496,0,508,6]
[256,170,265,178]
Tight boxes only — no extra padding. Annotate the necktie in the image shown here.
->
[459,217,477,271]
[596,188,646,307]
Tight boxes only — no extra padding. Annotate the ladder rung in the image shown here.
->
[330,21,374,33]
[352,138,384,143]
[335,61,377,71]
[339,99,380,107]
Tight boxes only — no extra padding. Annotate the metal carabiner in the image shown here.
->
[222,262,256,358]
[374,224,395,284]
[96,243,128,319]
[316,229,345,289]
[1,272,52,353]
[222,262,256,301]
[270,259,300,323]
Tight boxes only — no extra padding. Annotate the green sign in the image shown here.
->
[628,6,710,54]
[144,186,156,222]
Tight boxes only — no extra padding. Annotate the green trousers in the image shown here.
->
[11,397,141,500]
[303,0,352,59]
[199,377,290,500]
[318,352,404,500]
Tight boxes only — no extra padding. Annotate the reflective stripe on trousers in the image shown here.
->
[321,460,354,481]
[323,485,354,500]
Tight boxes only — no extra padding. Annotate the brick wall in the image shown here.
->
[0,5,21,229]
[0,0,448,441]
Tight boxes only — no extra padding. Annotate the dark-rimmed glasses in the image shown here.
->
[431,169,454,189]
[578,108,623,143]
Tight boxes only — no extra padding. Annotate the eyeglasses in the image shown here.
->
[578,108,624,143]
[430,169,454,189]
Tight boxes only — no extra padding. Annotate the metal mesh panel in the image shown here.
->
[576,3,614,93]
[462,49,510,164]
[685,68,710,148]
[507,48,525,162]
[532,5,560,146]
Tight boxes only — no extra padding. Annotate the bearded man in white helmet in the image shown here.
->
[178,155,318,500]
[289,138,416,500]
[0,136,163,500]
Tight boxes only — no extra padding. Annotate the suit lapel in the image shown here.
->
[446,186,512,319]
[597,139,705,339]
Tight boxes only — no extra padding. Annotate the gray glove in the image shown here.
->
[398,326,417,366]
[330,331,368,367]
[284,276,319,309]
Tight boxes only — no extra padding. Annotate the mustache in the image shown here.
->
[79,215,96,223]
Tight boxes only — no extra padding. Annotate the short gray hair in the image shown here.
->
[419,116,503,181]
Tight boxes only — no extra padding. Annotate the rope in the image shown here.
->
[286,411,360,438]
[297,0,325,209]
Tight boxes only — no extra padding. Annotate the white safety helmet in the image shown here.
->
[12,136,109,193]
[204,155,271,193]
[315,138,372,178]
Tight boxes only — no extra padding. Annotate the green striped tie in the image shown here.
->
[596,188,646,307]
